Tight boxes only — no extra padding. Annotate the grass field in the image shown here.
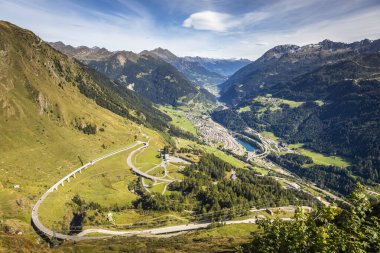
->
[254,96,304,112]
[134,129,165,171]
[260,131,279,141]
[251,166,269,175]
[159,105,197,135]
[38,148,141,230]
[280,99,304,108]
[314,100,325,106]
[288,143,350,167]
[298,148,350,168]
[288,143,304,149]
[193,223,259,239]
[237,106,251,113]
[148,166,166,177]
[150,183,167,194]
[167,163,186,180]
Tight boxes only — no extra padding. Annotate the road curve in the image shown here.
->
[31,142,143,241]
[127,143,174,183]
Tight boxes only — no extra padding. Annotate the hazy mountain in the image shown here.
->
[144,48,251,94]
[183,56,251,76]
[49,41,113,60]
[220,39,380,104]
[49,43,216,106]
[142,48,227,89]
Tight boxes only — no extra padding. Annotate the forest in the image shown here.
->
[131,154,319,221]
[269,153,357,195]
[212,55,380,187]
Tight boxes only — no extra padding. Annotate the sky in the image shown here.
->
[1,0,380,60]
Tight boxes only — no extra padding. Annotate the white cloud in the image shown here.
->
[183,11,238,32]
[182,10,271,32]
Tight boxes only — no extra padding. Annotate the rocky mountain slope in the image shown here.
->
[220,39,380,104]
[50,42,216,106]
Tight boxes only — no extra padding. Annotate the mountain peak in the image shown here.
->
[259,44,300,61]
[317,39,346,49]
[149,47,178,61]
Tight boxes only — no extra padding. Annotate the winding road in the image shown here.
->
[31,142,144,241]
[33,140,269,241]
[127,143,173,183]
[31,139,309,241]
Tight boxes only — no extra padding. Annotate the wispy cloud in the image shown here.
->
[0,0,379,59]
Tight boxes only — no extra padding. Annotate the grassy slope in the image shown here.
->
[287,144,350,167]
[260,131,279,141]
[299,148,350,168]
[38,148,142,230]
[55,234,248,253]
[0,21,157,241]
[134,128,165,171]
[237,106,251,113]
[159,105,197,134]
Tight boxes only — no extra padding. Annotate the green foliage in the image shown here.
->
[269,154,357,195]
[168,125,198,141]
[282,153,313,165]
[79,67,171,131]
[212,108,247,131]
[217,51,380,186]
[245,183,380,253]
[134,154,318,220]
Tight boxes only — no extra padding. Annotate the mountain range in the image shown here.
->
[49,41,217,106]
[1,19,380,253]
[214,39,380,187]
[50,42,250,96]
[220,39,380,104]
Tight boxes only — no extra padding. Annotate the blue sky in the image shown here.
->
[1,0,380,59]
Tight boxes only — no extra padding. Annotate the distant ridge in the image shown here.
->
[50,42,216,106]
[220,38,380,103]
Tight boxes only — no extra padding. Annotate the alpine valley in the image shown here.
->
[0,5,379,253]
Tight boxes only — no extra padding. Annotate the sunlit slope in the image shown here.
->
[0,21,162,232]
